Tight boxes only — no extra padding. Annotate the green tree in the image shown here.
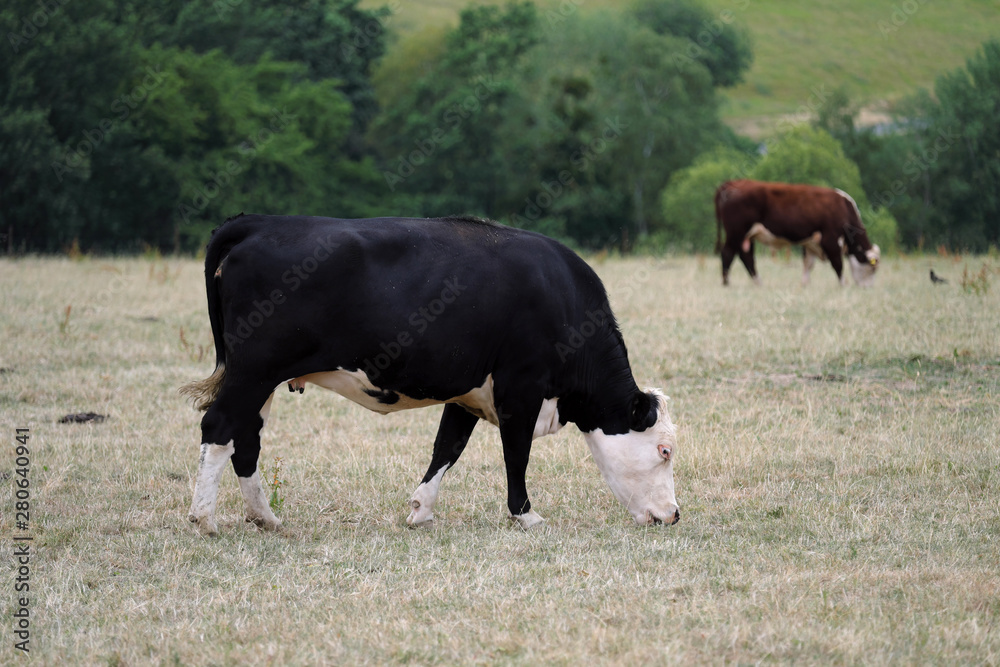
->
[0,0,383,252]
[630,0,753,88]
[815,87,923,251]
[0,0,144,251]
[816,40,1000,252]
[368,1,540,216]
[497,10,729,248]
[752,125,865,196]
[752,125,898,252]
[914,39,1000,251]
[135,46,374,248]
[139,0,388,144]
[659,147,753,252]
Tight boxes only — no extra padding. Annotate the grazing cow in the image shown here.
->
[181,214,679,536]
[714,180,880,286]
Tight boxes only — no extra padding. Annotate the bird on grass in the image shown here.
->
[930,269,948,285]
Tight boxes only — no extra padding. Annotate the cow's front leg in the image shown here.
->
[824,237,846,285]
[408,404,479,526]
[497,397,544,529]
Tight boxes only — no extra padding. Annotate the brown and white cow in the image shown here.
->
[714,180,880,287]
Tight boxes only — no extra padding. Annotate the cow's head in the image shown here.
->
[583,389,679,525]
[848,244,880,287]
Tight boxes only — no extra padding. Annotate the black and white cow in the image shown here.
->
[181,214,679,536]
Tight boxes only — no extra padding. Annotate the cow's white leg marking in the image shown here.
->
[407,464,449,527]
[188,442,234,536]
[236,392,281,530]
[238,470,282,531]
[511,510,545,530]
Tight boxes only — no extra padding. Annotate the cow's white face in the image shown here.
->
[849,244,880,287]
[583,391,679,525]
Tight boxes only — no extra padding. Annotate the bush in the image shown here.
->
[752,126,866,202]
[659,147,753,252]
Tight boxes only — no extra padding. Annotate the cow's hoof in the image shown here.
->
[406,499,434,527]
[510,510,545,530]
[246,515,282,532]
[189,514,219,537]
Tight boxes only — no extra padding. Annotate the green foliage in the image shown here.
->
[0,0,142,251]
[815,88,917,246]
[659,147,753,252]
[913,39,1000,252]
[369,1,540,216]
[753,126,898,252]
[0,0,386,252]
[141,0,389,139]
[861,207,900,255]
[752,126,864,200]
[630,0,753,88]
[500,9,730,248]
[369,2,735,249]
[816,39,1000,252]
[265,457,286,513]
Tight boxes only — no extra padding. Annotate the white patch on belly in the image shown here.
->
[746,223,824,257]
[294,369,499,424]
[744,222,786,250]
[407,464,449,527]
[532,398,562,440]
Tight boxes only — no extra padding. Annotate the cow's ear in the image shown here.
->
[629,391,658,432]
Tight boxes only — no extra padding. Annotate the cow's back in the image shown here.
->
[209,214,614,401]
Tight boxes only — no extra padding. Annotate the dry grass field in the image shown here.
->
[1,252,998,664]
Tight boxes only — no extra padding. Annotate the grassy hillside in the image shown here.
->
[363,0,998,129]
[3,254,999,663]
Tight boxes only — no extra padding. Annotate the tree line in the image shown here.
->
[1,0,996,253]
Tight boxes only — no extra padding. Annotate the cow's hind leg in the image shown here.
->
[189,385,276,536]
[408,403,479,526]
[738,241,760,285]
[236,392,282,531]
[721,244,737,286]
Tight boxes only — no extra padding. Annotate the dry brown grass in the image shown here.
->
[1,253,998,664]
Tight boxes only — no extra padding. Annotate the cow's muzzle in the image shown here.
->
[649,509,680,526]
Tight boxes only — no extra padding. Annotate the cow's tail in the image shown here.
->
[714,183,726,255]
[179,214,250,411]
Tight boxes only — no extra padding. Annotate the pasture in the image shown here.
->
[1,252,998,664]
